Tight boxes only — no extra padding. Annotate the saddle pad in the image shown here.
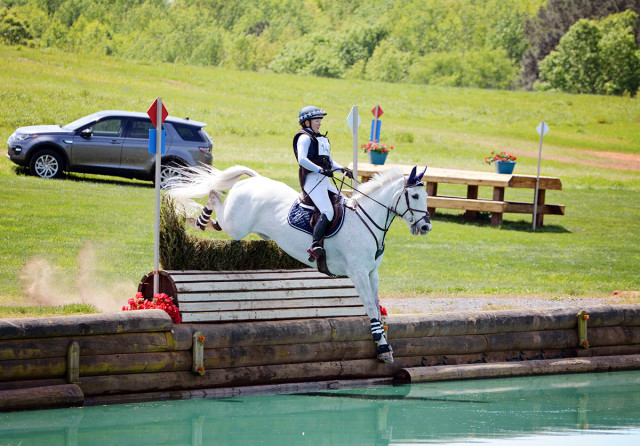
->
[287,200,345,238]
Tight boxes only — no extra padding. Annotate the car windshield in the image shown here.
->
[64,114,100,130]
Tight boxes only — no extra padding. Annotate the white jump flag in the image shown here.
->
[533,121,550,230]
[346,106,361,181]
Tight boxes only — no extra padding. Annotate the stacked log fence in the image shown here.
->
[2,305,640,411]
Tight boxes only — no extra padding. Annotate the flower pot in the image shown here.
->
[495,160,516,174]
[369,151,388,165]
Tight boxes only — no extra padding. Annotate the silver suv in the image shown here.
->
[6,110,213,186]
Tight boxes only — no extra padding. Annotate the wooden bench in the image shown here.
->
[138,269,366,323]
[350,163,564,227]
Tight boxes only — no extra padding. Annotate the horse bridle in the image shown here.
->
[344,178,431,258]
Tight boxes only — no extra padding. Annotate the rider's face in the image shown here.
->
[310,118,322,133]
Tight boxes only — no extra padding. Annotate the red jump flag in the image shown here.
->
[147,98,168,128]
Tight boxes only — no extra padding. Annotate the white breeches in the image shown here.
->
[303,172,339,221]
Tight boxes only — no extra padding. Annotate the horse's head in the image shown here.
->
[395,166,432,236]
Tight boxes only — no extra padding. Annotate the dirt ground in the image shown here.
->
[382,291,640,315]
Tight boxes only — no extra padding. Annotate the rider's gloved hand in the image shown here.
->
[342,168,354,179]
[321,168,334,177]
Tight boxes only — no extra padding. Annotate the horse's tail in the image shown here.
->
[166,165,259,215]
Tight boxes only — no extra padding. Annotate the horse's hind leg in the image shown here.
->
[189,190,223,231]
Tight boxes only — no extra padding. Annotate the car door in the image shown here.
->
[120,118,156,174]
[71,117,125,171]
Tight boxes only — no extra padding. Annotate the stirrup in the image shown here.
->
[307,245,324,262]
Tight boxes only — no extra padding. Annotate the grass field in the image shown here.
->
[1,45,639,317]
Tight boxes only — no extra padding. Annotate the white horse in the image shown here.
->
[167,165,432,363]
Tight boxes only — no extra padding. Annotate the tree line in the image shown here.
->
[1,0,639,96]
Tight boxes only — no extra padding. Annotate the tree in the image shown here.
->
[538,11,640,96]
[521,0,640,89]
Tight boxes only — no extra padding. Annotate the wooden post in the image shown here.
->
[578,311,589,349]
[193,331,205,375]
[426,182,438,217]
[491,186,505,226]
[67,341,80,384]
[464,185,479,219]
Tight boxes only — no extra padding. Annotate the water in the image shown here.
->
[1,371,639,445]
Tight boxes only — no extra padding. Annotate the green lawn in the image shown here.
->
[1,45,639,317]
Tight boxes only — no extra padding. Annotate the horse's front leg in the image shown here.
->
[349,268,393,364]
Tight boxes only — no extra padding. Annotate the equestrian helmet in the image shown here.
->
[298,106,327,125]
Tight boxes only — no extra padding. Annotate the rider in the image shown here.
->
[293,106,353,262]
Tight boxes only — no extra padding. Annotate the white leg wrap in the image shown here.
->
[196,207,213,230]
[370,318,387,345]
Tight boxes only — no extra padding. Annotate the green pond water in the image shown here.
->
[1,371,639,445]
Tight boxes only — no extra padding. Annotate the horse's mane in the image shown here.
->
[351,167,404,204]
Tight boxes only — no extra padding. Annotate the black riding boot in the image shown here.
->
[308,214,331,262]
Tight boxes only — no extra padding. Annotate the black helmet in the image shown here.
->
[298,106,327,125]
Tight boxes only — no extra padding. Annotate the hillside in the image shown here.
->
[0,44,639,315]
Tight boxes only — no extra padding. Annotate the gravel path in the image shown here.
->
[382,294,635,315]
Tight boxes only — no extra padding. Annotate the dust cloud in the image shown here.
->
[19,242,134,312]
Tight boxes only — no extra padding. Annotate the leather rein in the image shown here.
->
[334,175,430,259]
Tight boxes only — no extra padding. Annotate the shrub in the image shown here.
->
[160,198,306,271]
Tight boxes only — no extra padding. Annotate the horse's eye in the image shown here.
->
[411,193,419,200]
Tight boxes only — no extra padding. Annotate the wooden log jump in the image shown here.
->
[2,305,640,412]
[138,269,366,322]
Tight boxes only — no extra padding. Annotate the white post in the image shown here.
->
[153,98,162,295]
[532,120,545,231]
[352,105,358,181]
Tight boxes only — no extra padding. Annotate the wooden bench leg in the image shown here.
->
[535,189,546,227]
[491,187,504,226]
[426,182,437,217]
[464,185,478,219]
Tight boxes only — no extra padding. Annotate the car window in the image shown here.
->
[92,118,124,137]
[128,119,155,139]
[172,123,205,142]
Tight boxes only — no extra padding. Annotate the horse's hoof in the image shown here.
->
[376,344,394,363]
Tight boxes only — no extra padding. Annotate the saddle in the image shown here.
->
[287,192,348,278]
[298,191,345,235]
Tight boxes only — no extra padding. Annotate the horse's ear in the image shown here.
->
[406,166,418,185]
[417,166,427,181]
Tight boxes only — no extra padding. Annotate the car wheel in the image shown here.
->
[30,150,64,179]
[160,162,183,189]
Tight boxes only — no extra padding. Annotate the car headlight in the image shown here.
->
[12,133,39,142]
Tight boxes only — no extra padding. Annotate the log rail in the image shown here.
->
[1,304,640,411]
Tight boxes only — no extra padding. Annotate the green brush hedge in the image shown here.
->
[160,199,306,271]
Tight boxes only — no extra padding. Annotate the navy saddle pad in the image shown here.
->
[287,200,345,238]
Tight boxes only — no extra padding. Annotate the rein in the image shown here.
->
[333,175,430,259]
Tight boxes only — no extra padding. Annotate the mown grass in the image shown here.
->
[1,45,639,317]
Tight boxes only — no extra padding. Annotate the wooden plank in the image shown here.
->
[177,288,359,302]
[504,201,565,215]
[509,175,562,190]
[179,297,364,312]
[349,163,512,187]
[167,270,335,283]
[176,278,355,293]
[349,163,563,190]
[181,306,367,322]
[427,196,506,213]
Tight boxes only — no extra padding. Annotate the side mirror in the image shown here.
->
[80,128,93,138]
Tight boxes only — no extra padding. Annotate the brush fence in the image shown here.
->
[1,305,640,411]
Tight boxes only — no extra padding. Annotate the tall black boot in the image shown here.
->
[308,214,331,262]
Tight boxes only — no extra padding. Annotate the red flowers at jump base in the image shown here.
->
[123,292,182,324]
